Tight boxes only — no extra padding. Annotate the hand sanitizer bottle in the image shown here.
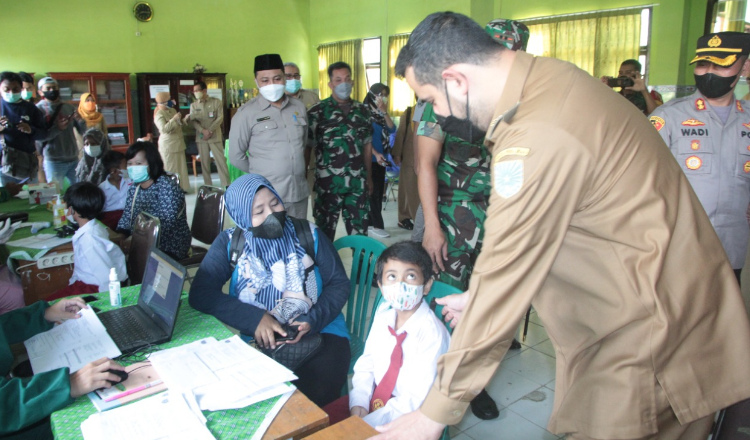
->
[53,195,67,227]
[109,267,121,307]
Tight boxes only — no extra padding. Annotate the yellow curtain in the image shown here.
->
[713,0,747,31]
[387,34,415,117]
[526,10,641,79]
[317,39,367,102]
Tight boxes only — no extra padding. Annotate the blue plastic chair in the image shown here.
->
[333,235,387,372]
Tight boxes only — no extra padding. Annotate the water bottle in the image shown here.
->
[109,267,121,307]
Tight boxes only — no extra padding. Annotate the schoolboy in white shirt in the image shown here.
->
[97,150,132,231]
[323,241,451,427]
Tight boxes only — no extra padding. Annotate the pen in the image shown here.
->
[104,379,163,402]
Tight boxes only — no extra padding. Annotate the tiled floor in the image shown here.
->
[185,173,563,439]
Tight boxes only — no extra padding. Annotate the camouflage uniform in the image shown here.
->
[418,103,491,290]
[307,96,373,241]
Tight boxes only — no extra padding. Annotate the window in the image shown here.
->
[363,37,381,90]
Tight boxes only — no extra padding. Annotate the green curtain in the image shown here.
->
[387,34,416,117]
[526,10,642,79]
[317,39,367,102]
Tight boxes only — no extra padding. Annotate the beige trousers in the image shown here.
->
[197,140,230,188]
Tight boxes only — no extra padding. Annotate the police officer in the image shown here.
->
[187,81,229,187]
[307,61,373,241]
[228,54,310,219]
[650,31,750,283]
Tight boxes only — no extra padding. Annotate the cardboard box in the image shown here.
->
[28,183,59,205]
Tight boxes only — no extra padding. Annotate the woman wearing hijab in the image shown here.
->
[74,127,110,185]
[364,83,395,238]
[77,93,107,136]
[189,174,351,407]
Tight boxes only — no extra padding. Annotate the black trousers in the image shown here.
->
[369,163,386,229]
[293,333,351,407]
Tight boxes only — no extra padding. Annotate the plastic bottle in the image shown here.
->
[109,267,121,307]
[52,195,67,227]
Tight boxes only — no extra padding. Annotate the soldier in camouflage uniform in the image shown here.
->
[307,61,374,241]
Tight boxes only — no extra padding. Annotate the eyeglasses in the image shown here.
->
[285,74,301,80]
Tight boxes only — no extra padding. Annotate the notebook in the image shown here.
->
[98,248,187,352]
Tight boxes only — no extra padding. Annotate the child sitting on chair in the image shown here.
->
[48,182,127,300]
[323,241,451,427]
[97,151,133,231]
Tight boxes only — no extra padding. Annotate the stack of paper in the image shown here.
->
[148,336,297,411]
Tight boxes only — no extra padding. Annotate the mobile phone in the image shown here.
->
[606,77,634,88]
[274,324,299,342]
[81,295,99,303]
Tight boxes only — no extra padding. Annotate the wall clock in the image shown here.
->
[133,2,153,22]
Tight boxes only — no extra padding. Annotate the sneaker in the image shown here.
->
[368,226,390,238]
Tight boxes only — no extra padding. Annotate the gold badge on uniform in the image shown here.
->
[695,99,706,111]
[738,101,744,112]
[649,116,665,131]
[686,156,703,170]
[744,161,750,173]
[743,122,750,130]
[708,35,722,47]
[691,140,700,150]
[372,398,384,410]
[681,119,705,126]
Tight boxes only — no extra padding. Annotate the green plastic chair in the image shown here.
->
[333,235,387,372]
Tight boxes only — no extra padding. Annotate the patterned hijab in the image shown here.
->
[364,83,390,150]
[225,174,307,311]
[75,127,111,185]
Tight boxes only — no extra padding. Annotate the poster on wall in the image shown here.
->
[149,85,170,99]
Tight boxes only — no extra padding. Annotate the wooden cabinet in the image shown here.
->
[47,72,135,152]
[135,73,228,148]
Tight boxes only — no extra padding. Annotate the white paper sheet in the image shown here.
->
[7,233,72,249]
[148,85,170,99]
[24,307,121,374]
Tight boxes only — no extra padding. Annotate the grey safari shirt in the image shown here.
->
[650,91,750,268]
[228,95,309,204]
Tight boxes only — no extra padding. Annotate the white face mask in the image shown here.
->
[380,282,424,311]
[84,145,102,157]
[194,91,204,100]
[258,83,285,102]
[334,82,353,100]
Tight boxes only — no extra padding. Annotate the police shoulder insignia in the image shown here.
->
[494,159,524,199]
[695,99,706,111]
[738,100,745,112]
[649,116,665,131]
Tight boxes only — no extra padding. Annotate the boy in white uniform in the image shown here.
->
[97,151,132,231]
[323,241,451,426]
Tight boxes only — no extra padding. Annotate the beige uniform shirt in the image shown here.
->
[154,107,186,154]
[228,95,309,203]
[421,51,750,438]
[189,96,224,142]
[294,89,320,110]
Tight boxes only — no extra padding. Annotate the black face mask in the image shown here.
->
[251,211,287,239]
[434,81,486,144]
[694,72,738,99]
[42,90,59,101]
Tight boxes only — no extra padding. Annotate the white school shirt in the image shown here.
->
[70,220,128,291]
[350,299,451,427]
[99,177,133,212]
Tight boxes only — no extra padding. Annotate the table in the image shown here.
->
[301,416,378,440]
[50,286,329,440]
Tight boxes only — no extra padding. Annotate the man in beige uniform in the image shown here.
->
[186,81,229,187]
[373,12,750,440]
[228,54,309,219]
[153,91,190,192]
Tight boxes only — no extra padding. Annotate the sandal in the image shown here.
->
[398,219,414,230]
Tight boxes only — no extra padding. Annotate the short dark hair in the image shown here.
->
[327,62,352,80]
[0,71,22,87]
[102,150,125,173]
[18,72,33,84]
[64,182,105,220]
[620,59,642,72]
[395,11,504,86]
[195,81,207,91]
[376,241,434,283]
[125,141,164,180]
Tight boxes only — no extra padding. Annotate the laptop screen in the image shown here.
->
[137,248,186,332]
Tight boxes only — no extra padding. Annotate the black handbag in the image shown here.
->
[259,333,324,371]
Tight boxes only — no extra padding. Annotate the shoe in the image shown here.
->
[510,338,522,350]
[368,226,390,238]
[470,389,499,420]
[398,219,414,230]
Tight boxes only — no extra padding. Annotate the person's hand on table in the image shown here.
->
[44,297,88,324]
[255,313,285,349]
[371,410,445,440]
[436,291,469,329]
[422,227,448,273]
[351,405,369,418]
[0,218,21,244]
[285,321,310,345]
[69,358,126,398]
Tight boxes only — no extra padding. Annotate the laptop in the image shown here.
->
[98,247,187,353]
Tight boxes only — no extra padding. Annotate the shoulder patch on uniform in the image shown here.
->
[738,100,744,112]
[494,147,529,162]
[685,156,702,170]
[494,159,524,199]
[256,116,270,122]
[681,118,705,127]
[649,116,665,131]
[743,122,750,130]
[695,98,706,111]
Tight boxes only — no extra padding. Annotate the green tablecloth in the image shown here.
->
[0,196,62,261]
[50,286,287,440]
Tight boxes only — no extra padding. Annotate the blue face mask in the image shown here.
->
[285,79,302,94]
[127,165,150,183]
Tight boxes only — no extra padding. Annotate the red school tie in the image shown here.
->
[370,327,407,412]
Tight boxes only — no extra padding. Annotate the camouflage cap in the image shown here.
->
[485,19,530,51]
